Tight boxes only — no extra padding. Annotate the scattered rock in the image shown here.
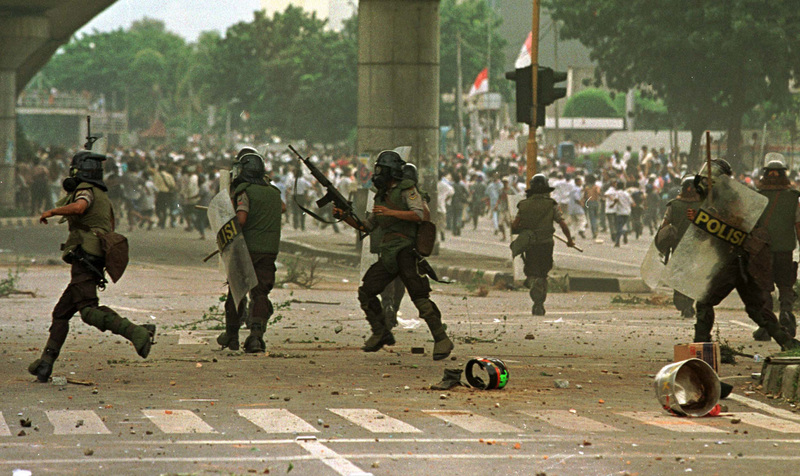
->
[554,379,570,389]
[83,448,94,456]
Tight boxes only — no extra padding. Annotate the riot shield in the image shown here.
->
[507,194,526,282]
[640,241,668,289]
[664,175,768,302]
[207,190,258,307]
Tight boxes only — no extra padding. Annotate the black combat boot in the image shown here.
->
[28,342,60,383]
[217,317,241,351]
[530,277,547,316]
[80,306,153,358]
[413,298,453,360]
[780,311,797,339]
[362,298,395,352]
[753,327,771,342]
[430,368,463,390]
[244,323,266,353]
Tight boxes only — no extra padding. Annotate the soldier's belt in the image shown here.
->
[692,209,747,246]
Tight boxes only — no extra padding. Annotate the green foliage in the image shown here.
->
[0,263,30,298]
[439,0,509,126]
[610,91,671,131]
[197,7,357,143]
[563,88,618,118]
[547,0,800,169]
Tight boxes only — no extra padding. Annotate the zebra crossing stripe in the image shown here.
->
[618,411,726,433]
[423,410,520,433]
[238,409,319,433]
[142,410,216,434]
[0,412,10,436]
[329,408,422,433]
[518,410,621,432]
[728,412,800,433]
[728,393,800,422]
[46,410,111,435]
[297,439,373,476]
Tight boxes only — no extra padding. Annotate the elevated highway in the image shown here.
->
[0,0,117,208]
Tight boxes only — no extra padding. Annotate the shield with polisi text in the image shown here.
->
[663,175,768,302]
[207,190,258,307]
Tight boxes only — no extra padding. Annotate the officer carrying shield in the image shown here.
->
[655,176,703,318]
[690,159,799,350]
[216,151,285,353]
[752,155,800,341]
[30,151,154,383]
[335,150,454,360]
[510,174,575,316]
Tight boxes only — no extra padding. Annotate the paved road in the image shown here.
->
[0,245,794,475]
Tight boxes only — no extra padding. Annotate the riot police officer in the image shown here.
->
[510,174,575,316]
[30,151,154,383]
[216,151,285,353]
[753,157,800,341]
[335,150,454,360]
[691,159,799,350]
[655,176,703,318]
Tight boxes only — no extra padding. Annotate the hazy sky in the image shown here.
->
[78,0,264,42]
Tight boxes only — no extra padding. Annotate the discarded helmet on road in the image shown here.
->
[465,357,509,390]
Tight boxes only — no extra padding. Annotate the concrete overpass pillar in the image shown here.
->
[357,0,440,198]
[0,16,49,209]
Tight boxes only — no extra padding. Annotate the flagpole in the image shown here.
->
[526,0,541,187]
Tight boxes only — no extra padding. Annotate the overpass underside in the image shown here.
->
[0,0,116,208]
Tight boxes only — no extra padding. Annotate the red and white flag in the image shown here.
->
[515,31,532,68]
[468,67,489,97]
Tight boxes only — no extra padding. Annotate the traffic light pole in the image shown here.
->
[526,0,541,186]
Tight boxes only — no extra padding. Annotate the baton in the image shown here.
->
[554,234,583,252]
[203,249,219,262]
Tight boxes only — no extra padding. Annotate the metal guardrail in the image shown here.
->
[16,93,91,109]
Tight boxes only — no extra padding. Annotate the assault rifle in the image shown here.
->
[84,115,102,150]
[288,144,369,238]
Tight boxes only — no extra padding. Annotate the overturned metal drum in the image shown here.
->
[654,358,721,417]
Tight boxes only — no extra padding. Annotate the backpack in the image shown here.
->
[98,231,129,283]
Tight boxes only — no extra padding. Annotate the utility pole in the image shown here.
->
[526,0,541,186]
[553,20,560,147]
[456,31,465,157]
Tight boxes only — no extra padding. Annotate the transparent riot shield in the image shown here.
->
[664,175,768,302]
[507,194,526,282]
[207,190,258,307]
[640,241,668,290]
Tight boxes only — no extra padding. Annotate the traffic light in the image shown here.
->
[505,66,568,127]
[539,67,568,106]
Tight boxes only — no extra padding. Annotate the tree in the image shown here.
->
[197,7,357,143]
[562,89,618,118]
[36,18,193,131]
[546,0,800,171]
[439,0,509,127]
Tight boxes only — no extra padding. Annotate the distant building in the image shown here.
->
[261,0,357,31]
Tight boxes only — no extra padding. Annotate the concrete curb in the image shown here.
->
[0,217,38,228]
[760,357,800,402]
[281,238,648,293]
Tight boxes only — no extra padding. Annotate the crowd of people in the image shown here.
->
[14,140,795,247]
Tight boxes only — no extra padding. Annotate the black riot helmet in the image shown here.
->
[63,150,108,192]
[235,146,259,161]
[372,150,405,189]
[232,152,268,187]
[401,162,418,184]
[694,159,733,198]
[527,173,554,195]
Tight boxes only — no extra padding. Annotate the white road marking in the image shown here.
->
[0,412,10,436]
[238,409,318,433]
[297,439,373,476]
[726,412,800,433]
[142,409,216,434]
[423,410,520,433]
[329,408,421,433]
[729,319,758,330]
[518,410,621,432]
[175,330,215,345]
[728,393,800,421]
[618,411,726,433]
[46,410,110,435]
